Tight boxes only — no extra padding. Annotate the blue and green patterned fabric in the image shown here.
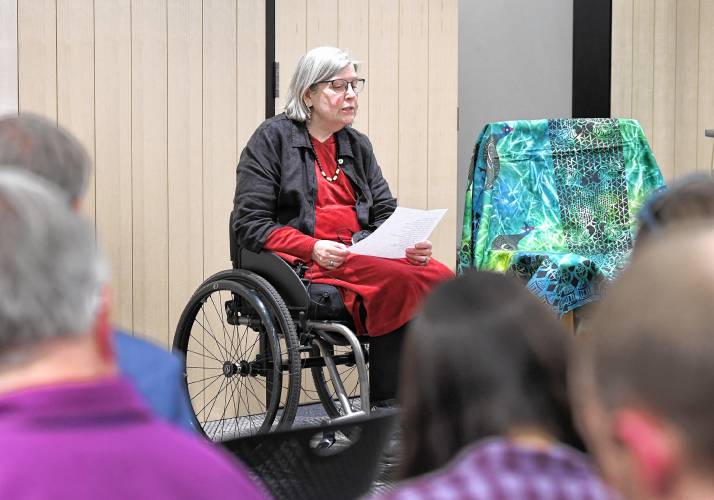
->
[458,118,665,315]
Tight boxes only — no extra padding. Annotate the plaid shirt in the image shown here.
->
[380,438,617,500]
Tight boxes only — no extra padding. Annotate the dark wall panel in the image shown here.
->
[572,0,612,118]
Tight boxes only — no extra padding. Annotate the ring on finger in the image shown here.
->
[329,259,335,267]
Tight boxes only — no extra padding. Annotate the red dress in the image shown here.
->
[264,134,453,336]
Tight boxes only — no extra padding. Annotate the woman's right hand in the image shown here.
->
[312,240,350,269]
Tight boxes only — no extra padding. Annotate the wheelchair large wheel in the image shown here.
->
[174,274,300,440]
[310,341,366,417]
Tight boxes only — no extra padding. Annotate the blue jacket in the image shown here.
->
[114,330,196,432]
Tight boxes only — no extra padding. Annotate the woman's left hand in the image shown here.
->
[405,240,432,266]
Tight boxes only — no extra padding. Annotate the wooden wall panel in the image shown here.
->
[9,0,270,344]
[397,0,429,209]
[338,0,369,134]
[674,0,699,178]
[202,0,237,277]
[631,0,654,140]
[131,0,169,347]
[611,0,633,119]
[613,0,713,181]
[428,0,458,269]
[17,0,56,120]
[697,1,714,174]
[367,0,399,192]
[57,0,95,223]
[0,0,18,116]
[652,0,677,179]
[306,0,337,48]
[275,0,306,114]
[94,0,133,332]
[168,0,204,342]
[237,1,266,164]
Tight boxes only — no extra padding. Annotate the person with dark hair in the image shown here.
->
[381,271,613,499]
[635,173,714,251]
[570,225,714,500]
[0,112,196,431]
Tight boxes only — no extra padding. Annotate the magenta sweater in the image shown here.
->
[0,377,267,499]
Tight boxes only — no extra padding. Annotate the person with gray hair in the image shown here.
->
[232,46,453,407]
[0,170,266,499]
[0,112,196,431]
[0,169,105,359]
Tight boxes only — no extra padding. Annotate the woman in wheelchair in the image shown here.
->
[232,46,453,407]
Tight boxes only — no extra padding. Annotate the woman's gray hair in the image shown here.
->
[0,169,107,355]
[0,113,91,205]
[284,46,359,122]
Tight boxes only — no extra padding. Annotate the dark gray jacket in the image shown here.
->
[232,113,397,253]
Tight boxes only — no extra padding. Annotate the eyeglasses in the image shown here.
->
[313,78,366,94]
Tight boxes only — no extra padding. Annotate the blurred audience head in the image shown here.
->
[0,169,109,384]
[0,113,91,205]
[635,173,714,252]
[399,271,580,479]
[571,225,714,500]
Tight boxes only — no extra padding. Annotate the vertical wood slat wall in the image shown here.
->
[0,0,457,348]
[612,0,714,181]
[0,0,265,349]
[0,1,18,116]
[275,0,458,268]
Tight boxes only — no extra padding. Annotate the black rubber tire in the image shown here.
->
[173,273,300,439]
[207,271,302,429]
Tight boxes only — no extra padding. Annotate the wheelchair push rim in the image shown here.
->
[173,278,300,440]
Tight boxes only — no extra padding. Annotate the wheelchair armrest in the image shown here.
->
[238,248,310,310]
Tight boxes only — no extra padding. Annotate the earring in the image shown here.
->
[306,106,312,121]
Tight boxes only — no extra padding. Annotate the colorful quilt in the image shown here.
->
[458,118,665,315]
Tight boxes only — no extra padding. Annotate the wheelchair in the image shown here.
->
[172,222,371,441]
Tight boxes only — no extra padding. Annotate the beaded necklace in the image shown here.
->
[309,135,343,182]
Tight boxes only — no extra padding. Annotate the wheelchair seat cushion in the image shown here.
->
[458,118,665,315]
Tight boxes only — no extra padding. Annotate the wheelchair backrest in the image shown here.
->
[229,217,310,311]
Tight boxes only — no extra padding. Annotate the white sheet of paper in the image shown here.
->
[349,207,447,259]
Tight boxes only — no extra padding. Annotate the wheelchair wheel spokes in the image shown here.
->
[183,287,281,440]
[174,279,300,441]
